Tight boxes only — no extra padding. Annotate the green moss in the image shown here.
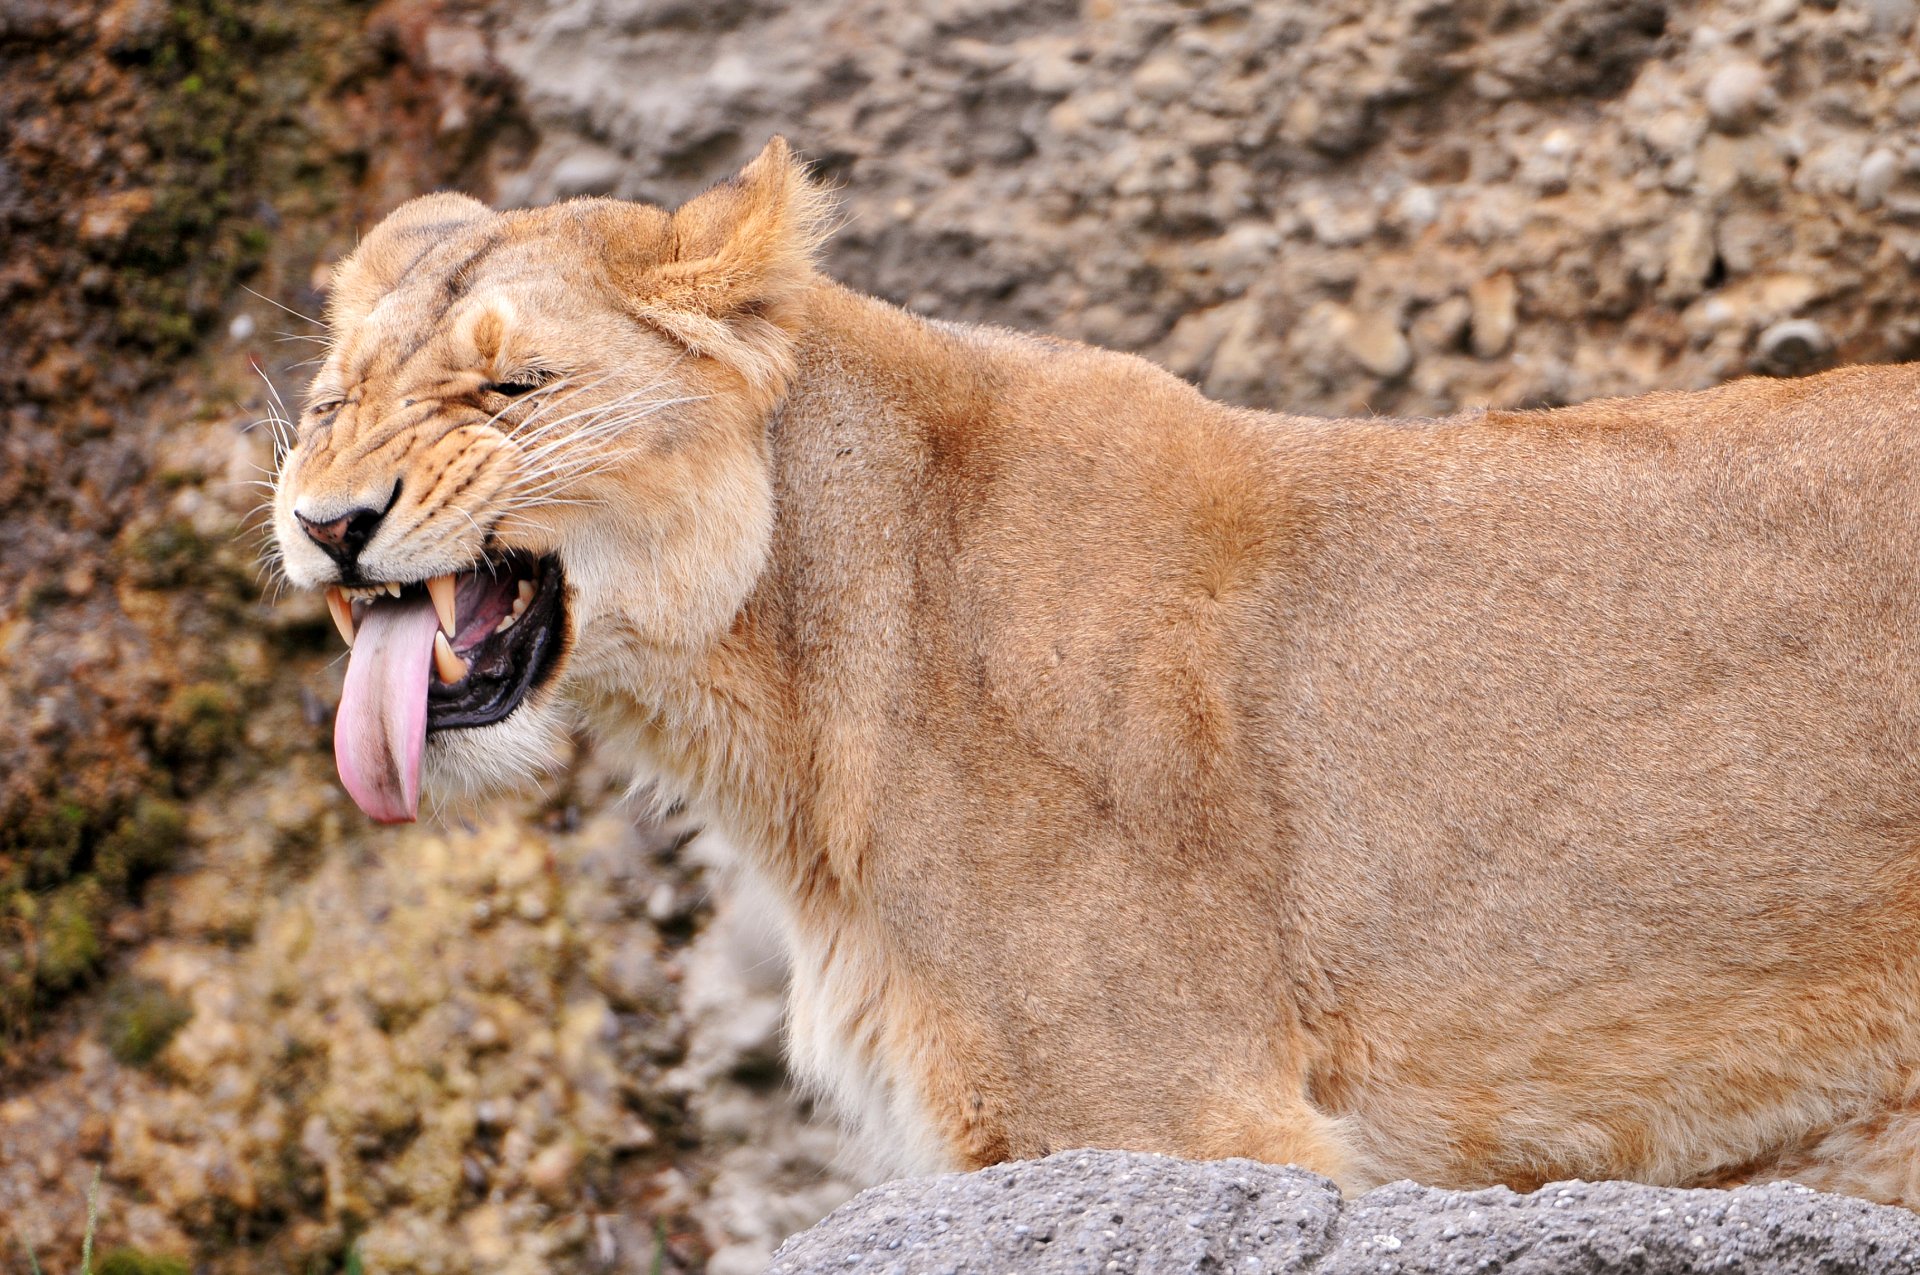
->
[37,880,106,991]
[158,682,243,766]
[95,797,188,894]
[0,786,197,1039]
[101,978,194,1067]
[98,1247,193,1275]
[125,518,216,589]
[20,798,88,886]
[103,0,320,357]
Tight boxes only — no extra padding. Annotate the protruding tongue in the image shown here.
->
[334,593,440,823]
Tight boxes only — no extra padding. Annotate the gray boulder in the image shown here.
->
[767,1149,1920,1274]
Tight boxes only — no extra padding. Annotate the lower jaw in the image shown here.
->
[418,693,573,798]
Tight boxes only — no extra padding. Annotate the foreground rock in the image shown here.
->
[769,1149,1920,1274]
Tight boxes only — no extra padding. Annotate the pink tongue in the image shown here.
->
[334,593,440,824]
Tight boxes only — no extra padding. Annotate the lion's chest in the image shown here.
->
[778,913,950,1176]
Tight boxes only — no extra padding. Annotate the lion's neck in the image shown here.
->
[582,283,979,909]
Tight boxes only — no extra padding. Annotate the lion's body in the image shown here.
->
[611,287,1920,1200]
[275,141,1920,1205]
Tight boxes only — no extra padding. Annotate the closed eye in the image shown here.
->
[484,375,549,399]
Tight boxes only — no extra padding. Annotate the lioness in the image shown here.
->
[272,138,1920,1205]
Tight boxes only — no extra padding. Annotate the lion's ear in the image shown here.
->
[624,137,833,386]
[327,192,493,330]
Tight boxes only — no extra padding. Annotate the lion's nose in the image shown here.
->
[296,503,388,571]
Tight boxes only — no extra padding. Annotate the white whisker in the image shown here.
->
[243,285,324,327]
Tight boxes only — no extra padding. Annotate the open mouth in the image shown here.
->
[325,551,566,824]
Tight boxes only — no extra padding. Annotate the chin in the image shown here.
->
[420,693,576,809]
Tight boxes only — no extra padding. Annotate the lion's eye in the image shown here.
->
[485,376,545,399]
[307,398,343,418]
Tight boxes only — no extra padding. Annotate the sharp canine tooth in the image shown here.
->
[326,586,355,647]
[386,581,402,598]
[433,630,468,683]
[427,574,458,637]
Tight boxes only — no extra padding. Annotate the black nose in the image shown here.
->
[296,504,387,569]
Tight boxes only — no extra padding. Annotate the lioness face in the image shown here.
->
[272,142,819,822]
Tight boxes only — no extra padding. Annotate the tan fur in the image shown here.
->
[274,139,1920,1206]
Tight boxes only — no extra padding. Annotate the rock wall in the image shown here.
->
[5,0,1920,1272]
[496,0,1920,417]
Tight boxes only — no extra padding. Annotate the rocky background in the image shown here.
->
[3,0,1919,1271]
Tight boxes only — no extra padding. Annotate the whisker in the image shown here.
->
[243,285,325,327]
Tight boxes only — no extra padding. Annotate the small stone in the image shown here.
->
[1130,56,1192,103]
[1704,59,1770,131]
[527,1140,579,1204]
[1753,318,1832,377]
[1468,272,1518,359]
[1337,310,1413,380]
[1297,193,1378,247]
[423,23,489,76]
[594,934,670,1010]
[549,146,625,198]
[1394,185,1440,234]
[1661,209,1716,302]
[1410,295,1470,356]
[1858,148,1899,212]
[78,188,153,243]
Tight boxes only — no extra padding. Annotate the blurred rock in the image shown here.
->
[1754,317,1833,377]
[1468,273,1519,360]
[1703,58,1771,132]
[1336,308,1414,380]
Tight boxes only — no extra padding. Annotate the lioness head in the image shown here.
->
[272,138,830,822]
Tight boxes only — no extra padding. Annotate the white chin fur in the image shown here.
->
[420,692,573,805]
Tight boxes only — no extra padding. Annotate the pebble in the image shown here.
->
[1130,56,1193,104]
[1338,309,1414,380]
[1753,318,1831,376]
[526,1140,579,1203]
[1857,148,1899,212]
[1468,273,1518,359]
[1704,58,1770,130]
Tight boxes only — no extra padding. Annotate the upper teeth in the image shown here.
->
[426,574,458,638]
[321,573,538,651]
[495,581,535,634]
[326,586,355,646]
